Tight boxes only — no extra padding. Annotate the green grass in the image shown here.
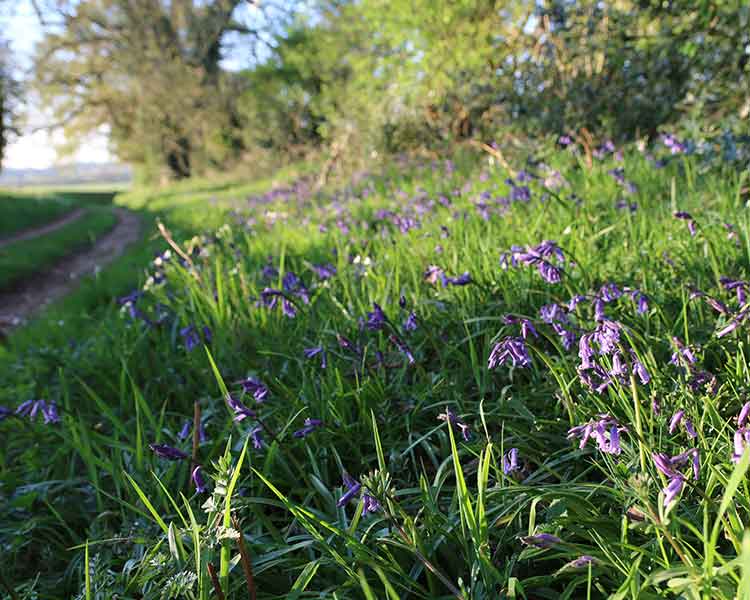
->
[0,191,77,238]
[0,207,118,289]
[2,144,750,599]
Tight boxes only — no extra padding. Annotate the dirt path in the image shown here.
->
[0,208,87,250]
[0,207,141,332]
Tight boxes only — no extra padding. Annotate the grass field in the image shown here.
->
[2,142,750,599]
[0,192,76,238]
[0,207,118,289]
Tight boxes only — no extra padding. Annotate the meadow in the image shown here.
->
[2,138,750,600]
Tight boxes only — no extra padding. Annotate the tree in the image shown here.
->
[0,40,21,171]
[33,0,297,180]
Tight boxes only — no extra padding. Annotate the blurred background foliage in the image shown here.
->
[3,0,749,181]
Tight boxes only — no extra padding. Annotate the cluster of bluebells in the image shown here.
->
[336,472,381,517]
[567,414,625,456]
[500,240,566,284]
[11,399,60,425]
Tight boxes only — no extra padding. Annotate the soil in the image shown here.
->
[0,207,141,333]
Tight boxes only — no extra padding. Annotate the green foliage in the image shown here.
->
[2,143,750,597]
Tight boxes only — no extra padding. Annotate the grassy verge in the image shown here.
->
[2,144,750,598]
[0,207,118,289]
[0,191,76,238]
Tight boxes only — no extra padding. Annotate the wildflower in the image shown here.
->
[361,493,381,516]
[225,393,255,422]
[366,303,387,330]
[630,352,651,384]
[632,291,649,314]
[502,448,519,474]
[336,473,362,507]
[568,294,586,311]
[520,319,538,339]
[389,334,415,364]
[437,409,471,442]
[594,299,606,321]
[15,399,60,424]
[0,406,10,421]
[738,402,750,427]
[673,211,697,236]
[567,415,624,455]
[539,303,565,323]
[670,337,696,368]
[180,325,201,352]
[442,272,472,286]
[520,533,560,548]
[733,428,750,463]
[191,466,207,493]
[303,345,327,369]
[293,418,324,438]
[424,265,445,285]
[403,312,418,332]
[149,443,188,461]
[337,334,360,356]
[237,377,269,403]
[663,476,684,507]
[311,263,337,280]
[399,295,407,308]
[488,336,531,369]
[669,410,685,434]
[249,425,264,450]
[553,323,576,350]
[282,271,310,304]
[599,283,622,302]
[567,556,596,569]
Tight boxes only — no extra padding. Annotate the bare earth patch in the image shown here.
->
[0,208,141,332]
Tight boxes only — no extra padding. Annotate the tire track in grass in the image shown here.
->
[0,208,86,250]
[0,208,141,332]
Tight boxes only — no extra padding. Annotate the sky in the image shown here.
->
[2,1,115,170]
[2,1,292,170]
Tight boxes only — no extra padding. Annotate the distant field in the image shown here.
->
[0,206,118,289]
[0,192,76,238]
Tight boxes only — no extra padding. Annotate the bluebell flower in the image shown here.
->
[311,263,337,280]
[303,345,327,369]
[366,303,387,330]
[403,312,418,332]
[502,448,519,474]
[250,425,264,450]
[192,466,207,493]
[336,473,362,507]
[389,334,415,364]
[442,272,472,286]
[361,493,381,516]
[488,337,531,369]
[293,418,324,438]
[149,443,188,460]
[236,376,269,403]
[225,393,255,422]
[521,533,560,548]
[180,325,201,352]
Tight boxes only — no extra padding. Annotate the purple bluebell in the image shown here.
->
[503,448,519,474]
[424,265,445,285]
[663,476,684,507]
[593,299,606,321]
[192,466,207,493]
[669,409,685,434]
[568,294,586,311]
[437,409,471,441]
[670,338,696,368]
[539,303,565,324]
[442,272,472,286]
[15,399,60,425]
[361,493,381,516]
[567,414,624,455]
[399,295,407,308]
[293,418,324,438]
[568,556,595,569]
[673,211,697,236]
[389,334,415,365]
[282,271,310,304]
[303,345,327,369]
[180,325,201,352]
[249,425,264,450]
[488,336,531,369]
[311,263,337,280]
[599,283,622,302]
[337,334,360,356]
[553,323,576,350]
[366,303,387,330]
[403,312,418,332]
[520,319,538,339]
[149,443,188,461]
[336,473,362,507]
[520,533,560,548]
[630,351,651,384]
[178,420,191,441]
[0,406,10,421]
[738,402,750,427]
[237,377,269,403]
[225,393,255,422]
